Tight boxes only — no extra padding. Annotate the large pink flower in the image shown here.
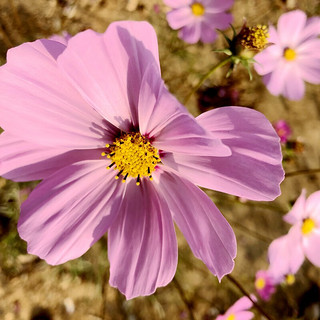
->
[216,296,255,320]
[164,0,233,44]
[254,10,320,100]
[0,21,283,299]
[268,190,320,281]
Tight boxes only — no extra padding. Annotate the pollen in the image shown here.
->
[191,2,205,16]
[239,25,269,50]
[284,48,296,61]
[226,314,235,320]
[301,218,316,235]
[102,132,160,184]
[285,274,295,285]
[255,277,266,290]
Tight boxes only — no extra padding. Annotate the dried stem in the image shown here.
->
[226,274,275,320]
[172,277,196,320]
[285,168,320,177]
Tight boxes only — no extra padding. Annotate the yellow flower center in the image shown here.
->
[284,48,296,61]
[239,25,269,50]
[101,132,161,185]
[227,314,236,320]
[285,274,295,285]
[255,277,266,290]
[191,3,205,16]
[301,218,316,235]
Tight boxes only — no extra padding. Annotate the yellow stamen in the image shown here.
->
[103,133,161,184]
[191,3,205,16]
[284,48,296,61]
[301,218,316,235]
[255,277,266,290]
[239,25,269,50]
[285,274,295,285]
[226,314,236,320]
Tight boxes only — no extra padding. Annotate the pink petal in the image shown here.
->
[263,62,293,98]
[283,189,307,224]
[282,66,305,100]
[178,21,202,44]
[297,39,320,84]
[200,22,218,43]
[138,64,231,157]
[203,12,232,29]
[0,132,101,181]
[18,160,124,265]
[303,231,320,267]
[277,10,307,48]
[108,179,177,299]
[58,21,160,130]
[228,296,253,313]
[230,311,254,320]
[166,7,194,30]
[268,226,305,281]
[267,25,281,45]
[299,17,320,43]
[204,0,234,13]
[154,167,236,280]
[163,0,191,9]
[0,39,108,149]
[162,107,284,201]
[254,45,283,75]
[306,191,320,219]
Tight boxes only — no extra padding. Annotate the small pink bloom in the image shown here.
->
[164,0,234,44]
[273,120,291,144]
[269,189,320,280]
[0,21,283,299]
[254,270,276,301]
[216,296,255,320]
[254,10,320,100]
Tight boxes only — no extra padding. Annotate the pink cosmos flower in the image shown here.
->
[254,270,276,301]
[0,21,283,299]
[254,10,320,100]
[216,296,255,320]
[273,120,291,144]
[268,189,320,281]
[164,0,233,44]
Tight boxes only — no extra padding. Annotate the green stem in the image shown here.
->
[226,274,275,320]
[183,57,232,105]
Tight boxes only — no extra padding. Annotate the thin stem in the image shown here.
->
[183,57,232,104]
[226,217,273,243]
[172,277,196,320]
[286,168,320,177]
[226,274,275,320]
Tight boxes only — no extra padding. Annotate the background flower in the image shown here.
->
[164,0,233,44]
[255,270,276,301]
[254,10,320,100]
[216,296,255,320]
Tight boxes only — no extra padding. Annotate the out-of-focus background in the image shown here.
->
[0,0,320,319]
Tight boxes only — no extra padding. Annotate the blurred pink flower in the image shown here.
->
[269,189,320,281]
[254,10,320,100]
[273,120,291,144]
[254,270,276,301]
[49,31,72,45]
[216,296,255,320]
[164,0,233,44]
[0,21,283,299]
